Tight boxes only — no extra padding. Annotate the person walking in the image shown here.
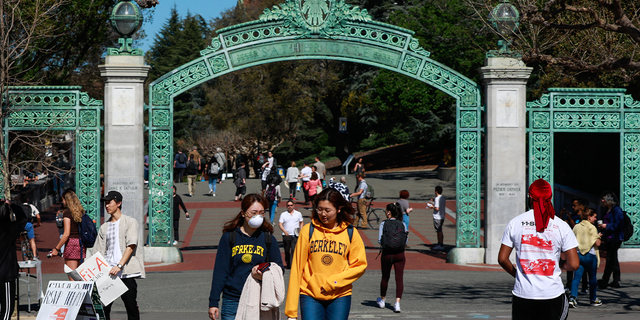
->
[597,191,625,289]
[305,172,321,203]
[51,190,86,278]
[265,172,282,225]
[261,151,276,192]
[298,161,312,205]
[428,186,446,250]
[376,203,408,313]
[279,200,303,269]
[396,190,413,230]
[234,162,247,202]
[568,209,602,308]
[172,186,189,246]
[286,161,300,201]
[95,191,145,320]
[353,158,364,179]
[285,188,367,320]
[314,156,326,187]
[189,145,202,174]
[207,151,225,197]
[186,154,199,197]
[174,149,188,183]
[349,173,368,228]
[1,200,28,320]
[498,179,579,320]
[208,194,283,320]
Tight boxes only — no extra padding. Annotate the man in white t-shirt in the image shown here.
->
[279,200,304,269]
[429,186,446,250]
[498,179,579,319]
[298,161,312,204]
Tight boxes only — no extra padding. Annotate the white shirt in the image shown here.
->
[501,210,578,300]
[279,209,303,236]
[433,195,446,220]
[300,166,312,182]
[106,220,123,277]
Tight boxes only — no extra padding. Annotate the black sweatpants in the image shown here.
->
[103,277,140,320]
[1,281,16,320]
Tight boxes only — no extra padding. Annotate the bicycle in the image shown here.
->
[352,197,385,230]
[20,230,34,261]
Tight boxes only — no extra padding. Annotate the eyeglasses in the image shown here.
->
[246,210,265,216]
[316,207,335,214]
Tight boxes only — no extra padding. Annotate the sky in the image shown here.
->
[139,0,239,53]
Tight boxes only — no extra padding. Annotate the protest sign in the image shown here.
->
[64,252,128,306]
[37,281,98,320]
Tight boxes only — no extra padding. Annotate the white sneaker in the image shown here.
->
[213,193,216,197]
[209,190,213,195]
[172,241,178,246]
[394,302,401,313]
[376,297,385,309]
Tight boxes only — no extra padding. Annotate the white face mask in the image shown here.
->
[248,214,264,228]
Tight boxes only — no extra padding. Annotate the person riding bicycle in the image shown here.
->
[349,173,368,228]
[19,194,40,260]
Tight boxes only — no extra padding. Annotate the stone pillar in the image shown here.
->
[99,55,150,247]
[479,57,532,264]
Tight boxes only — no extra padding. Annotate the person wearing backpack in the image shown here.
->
[51,190,86,280]
[95,191,145,320]
[265,172,282,225]
[285,188,367,320]
[349,173,368,228]
[186,153,199,197]
[208,194,283,320]
[376,203,409,313]
[173,149,188,183]
[597,191,625,289]
[20,194,40,260]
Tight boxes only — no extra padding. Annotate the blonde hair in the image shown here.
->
[62,190,85,223]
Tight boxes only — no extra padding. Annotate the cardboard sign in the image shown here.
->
[65,252,129,306]
[37,281,96,320]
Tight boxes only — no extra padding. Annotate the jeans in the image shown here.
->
[402,214,410,229]
[209,175,218,193]
[103,278,139,320]
[571,252,598,301]
[220,296,240,320]
[299,294,351,320]
[269,200,278,223]
[602,241,622,284]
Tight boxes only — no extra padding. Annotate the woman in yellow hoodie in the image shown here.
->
[285,188,367,320]
[568,208,602,308]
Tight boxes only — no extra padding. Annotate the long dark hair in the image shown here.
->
[222,194,274,233]
[386,203,403,220]
[311,188,354,226]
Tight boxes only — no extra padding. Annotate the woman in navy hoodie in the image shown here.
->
[208,194,283,320]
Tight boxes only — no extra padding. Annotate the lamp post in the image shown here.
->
[486,0,520,58]
[107,0,144,56]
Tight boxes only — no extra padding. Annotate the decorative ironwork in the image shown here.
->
[2,87,103,227]
[528,88,640,246]
[148,0,483,248]
[147,130,173,246]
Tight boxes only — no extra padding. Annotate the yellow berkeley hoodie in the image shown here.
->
[285,219,367,318]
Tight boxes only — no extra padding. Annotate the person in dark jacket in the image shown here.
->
[0,200,28,319]
[598,191,625,289]
[208,194,283,320]
[172,185,189,246]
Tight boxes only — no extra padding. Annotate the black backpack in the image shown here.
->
[20,203,33,223]
[78,214,98,248]
[186,160,198,175]
[381,219,407,253]
[266,184,278,202]
[177,153,186,164]
[623,211,634,242]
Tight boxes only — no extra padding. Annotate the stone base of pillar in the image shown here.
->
[446,247,485,264]
[619,248,640,262]
[143,247,183,263]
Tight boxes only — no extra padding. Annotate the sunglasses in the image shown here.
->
[287,204,294,206]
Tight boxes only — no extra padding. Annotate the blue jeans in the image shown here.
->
[403,214,410,229]
[571,252,598,301]
[300,294,351,320]
[220,296,239,320]
[269,200,278,223]
[209,176,218,193]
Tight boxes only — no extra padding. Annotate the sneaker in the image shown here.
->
[213,193,216,197]
[172,240,178,246]
[433,244,444,250]
[209,190,213,195]
[590,299,602,306]
[579,290,588,295]
[568,297,577,308]
[33,256,40,261]
[609,282,621,288]
[292,197,297,201]
[394,302,401,313]
[376,297,385,309]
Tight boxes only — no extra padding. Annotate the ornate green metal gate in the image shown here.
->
[528,88,640,246]
[2,86,103,226]
[147,0,484,247]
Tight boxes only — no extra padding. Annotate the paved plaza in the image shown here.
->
[15,171,640,319]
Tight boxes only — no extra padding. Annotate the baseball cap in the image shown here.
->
[101,190,123,202]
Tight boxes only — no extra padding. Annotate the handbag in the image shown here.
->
[316,185,322,194]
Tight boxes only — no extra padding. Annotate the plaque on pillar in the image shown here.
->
[496,89,518,127]
[113,87,135,126]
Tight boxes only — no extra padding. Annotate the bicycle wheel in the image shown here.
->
[368,208,384,230]
[21,239,33,261]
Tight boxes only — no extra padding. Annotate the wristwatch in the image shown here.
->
[116,263,123,269]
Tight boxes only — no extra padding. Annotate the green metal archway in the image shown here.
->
[146,0,483,247]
